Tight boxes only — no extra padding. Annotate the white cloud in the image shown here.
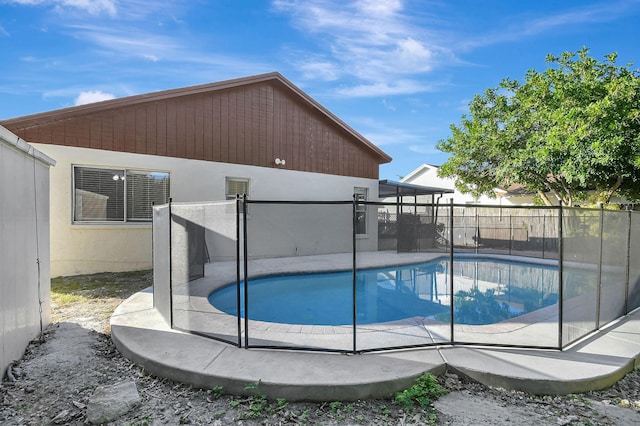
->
[273,0,454,96]
[524,1,637,34]
[353,116,424,146]
[6,0,188,20]
[457,99,470,112]
[0,25,9,36]
[460,0,640,50]
[297,58,341,81]
[65,23,269,75]
[67,23,180,61]
[275,0,640,96]
[61,0,116,16]
[408,144,440,155]
[6,0,47,4]
[356,0,402,17]
[394,38,433,72]
[382,98,396,111]
[6,0,117,16]
[336,79,433,97]
[74,90,115,105]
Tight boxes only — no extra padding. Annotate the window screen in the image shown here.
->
[127,171,170,221]
[73,166,170,223]
[74,167,125,221]
[225,177,249,199]
[354,187,368,235]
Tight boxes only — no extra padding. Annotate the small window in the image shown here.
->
[73,166,170,223]
[354,187,368,235]
[226,177,250,200]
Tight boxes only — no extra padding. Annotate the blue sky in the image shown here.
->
[1,0,639,180]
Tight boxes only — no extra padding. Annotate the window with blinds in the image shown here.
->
[73,166,170,223]
[127,171,170,221]
[225,177,250,199]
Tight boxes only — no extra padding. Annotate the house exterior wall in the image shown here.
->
[1,74,390,278]
[1,127,53,377]
[36,144,380,277]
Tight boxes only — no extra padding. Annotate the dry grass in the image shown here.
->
[50,270,153,332]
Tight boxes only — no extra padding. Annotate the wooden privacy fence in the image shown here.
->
[378,205,560,258]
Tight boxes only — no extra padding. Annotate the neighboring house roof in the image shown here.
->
[499,183,530,197]
[401,163,455,189]
[1,72,390,179]
[402,163,440,182]
[402,163,528,197]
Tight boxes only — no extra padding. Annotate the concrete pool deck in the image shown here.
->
[110,252,640,401]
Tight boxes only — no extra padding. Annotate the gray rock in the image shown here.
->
[51,409,71,424]
[86,381,141,424]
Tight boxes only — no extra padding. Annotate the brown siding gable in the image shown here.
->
[0,73,391,179]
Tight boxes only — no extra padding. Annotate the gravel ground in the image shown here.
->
[1,271,640,425]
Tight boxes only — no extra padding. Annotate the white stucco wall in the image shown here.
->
[1,127,53,377]
[401,164,512,205]
[32,144,380,277]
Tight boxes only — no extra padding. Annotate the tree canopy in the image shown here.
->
[436,48,640,206]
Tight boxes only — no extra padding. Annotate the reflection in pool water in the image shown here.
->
[208,257,559,326]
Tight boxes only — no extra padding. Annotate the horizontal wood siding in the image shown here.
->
[4,81,382,179]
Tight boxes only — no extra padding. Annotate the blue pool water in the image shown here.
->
[208,257,559,326]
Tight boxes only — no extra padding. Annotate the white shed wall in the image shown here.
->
[1,128,53,377]
[33,144,380,277]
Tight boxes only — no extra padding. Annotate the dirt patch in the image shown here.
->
[2,271,640,425]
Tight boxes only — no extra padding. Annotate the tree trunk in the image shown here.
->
[602,176,624,204]
[537,190,553,206]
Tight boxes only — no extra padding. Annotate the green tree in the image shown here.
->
[437,48,640,206]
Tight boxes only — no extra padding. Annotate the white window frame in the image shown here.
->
[72,165,170,224]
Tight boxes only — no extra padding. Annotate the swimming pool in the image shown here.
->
[208,257,559,326]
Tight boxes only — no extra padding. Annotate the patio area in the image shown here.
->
[111,285,640,401]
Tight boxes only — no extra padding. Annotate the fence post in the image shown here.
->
[461,208,466,251]
[596,204,604,328]
[542,211,546,259]
[243,194,249,349]
[168,198,174,330]
[352,194,358,354]
[558,201,563,350]
[625,210,632,313]
[509,213,513,255]
[395,187,401,251]
[236,195,242,348]
[475,208,479,254]
[151,201,155,310]
[449,199,455,344]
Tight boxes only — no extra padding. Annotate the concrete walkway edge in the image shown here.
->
[111,290,640,401]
